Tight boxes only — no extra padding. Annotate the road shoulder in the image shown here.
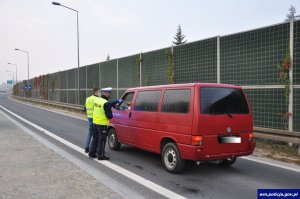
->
[0,109,121,199]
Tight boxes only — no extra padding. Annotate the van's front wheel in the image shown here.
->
[162,143,186,173]
[108,128,121,151]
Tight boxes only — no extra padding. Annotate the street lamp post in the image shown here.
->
[7,63,18,84]
[15,48,29,82]
[52,1,80,104]
[6,70,15,85]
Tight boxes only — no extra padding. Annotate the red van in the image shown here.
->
[108,83,255,173]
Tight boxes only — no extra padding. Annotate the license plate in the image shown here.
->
[218,136,241,144]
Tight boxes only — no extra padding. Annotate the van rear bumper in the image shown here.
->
[178,142,256,161]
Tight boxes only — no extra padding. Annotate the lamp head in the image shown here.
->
[52,2,61,6]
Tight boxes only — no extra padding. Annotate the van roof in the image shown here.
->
[126,83,242,91]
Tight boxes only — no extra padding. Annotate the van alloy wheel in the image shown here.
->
[161,142,186,173]
[108,128,121,151]
[164,148,177,170]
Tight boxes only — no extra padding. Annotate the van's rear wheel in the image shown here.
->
[218,157,237,166]
[108,128,121,151]
[162,143,186,173]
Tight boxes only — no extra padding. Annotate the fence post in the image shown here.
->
[289,20,294,132]
[217,36,220,84]
[99,62,101,88]
[66,71,69,104]
[140,53,142,87]
[85,66,87,98]
[117,59,119,98]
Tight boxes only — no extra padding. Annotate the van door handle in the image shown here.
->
[129,112,132,118]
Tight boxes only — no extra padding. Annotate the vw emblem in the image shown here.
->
[226,127,232,133]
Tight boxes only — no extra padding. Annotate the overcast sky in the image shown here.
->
[0,0,299,83]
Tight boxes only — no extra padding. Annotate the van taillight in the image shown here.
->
[249,133,254,141]
[192,136,203,146]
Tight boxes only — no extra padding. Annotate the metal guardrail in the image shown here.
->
[12,95,84,113]
[11,95,300,154]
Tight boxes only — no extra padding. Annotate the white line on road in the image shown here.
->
[8,96,300,174]
[0,105,187,199]
[241,156,300,173]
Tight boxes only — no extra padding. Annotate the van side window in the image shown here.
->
[162,89,190,113]
[134,90,161,112]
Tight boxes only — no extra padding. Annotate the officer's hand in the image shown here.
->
[118,99,123,103]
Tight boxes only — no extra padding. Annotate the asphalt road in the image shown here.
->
[1,93,300,199]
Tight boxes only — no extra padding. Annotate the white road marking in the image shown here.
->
[8,96,300,174]
[0,105,187,199]
[241,156,300,173]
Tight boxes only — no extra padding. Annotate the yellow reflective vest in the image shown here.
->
[93,97,110,125]
[85,95,97,118]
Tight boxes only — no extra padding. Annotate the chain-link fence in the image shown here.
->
[13,20,300,132]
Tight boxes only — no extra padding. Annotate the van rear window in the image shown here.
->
[200,87,249,114]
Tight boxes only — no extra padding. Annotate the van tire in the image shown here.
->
[218,157,237,166]
[162,143,186,173]
[108,128,121,151]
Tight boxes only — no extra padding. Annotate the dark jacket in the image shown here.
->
[101,95,113,119]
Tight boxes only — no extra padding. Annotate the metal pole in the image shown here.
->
[217,36,220,84]
[15,65,17,84]
[14,49,29,82]
[27,52,29,81]
[76,10,80,104]
[52,2,80,104]
[8,63,18,84]
[288,20,294,132]
[117,59,119,98]
[7,71,14,85]
[139,53,142,87]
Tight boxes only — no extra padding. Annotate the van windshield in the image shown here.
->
[200,87,249,114]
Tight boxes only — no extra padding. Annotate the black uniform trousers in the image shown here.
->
[89,124,108,157]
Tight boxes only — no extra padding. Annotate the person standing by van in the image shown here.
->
[84,87,99,153]
[89,87,113,160]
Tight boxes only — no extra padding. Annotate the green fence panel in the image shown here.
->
[48,90,60,102]
[60,71,67,89]
[100,60,117,89]
[118,54,139,89]
[79,66,86,89]
[68,90,76,104]
[221,23,290,85]
[173,38,218,83]
[60,90,67,103]
[86,63,100,89]
[67,68,76,89]
[118,89,126,98]
[142,48,168,86]
[244,88,288,130]
[79,90,86,106]
[49,72,60,90]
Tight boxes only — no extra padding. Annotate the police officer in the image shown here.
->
[89,87,113,160]
[84,87,99,153]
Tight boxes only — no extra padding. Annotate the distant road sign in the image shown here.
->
[23,85,32,91]
[7,80,13,85]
